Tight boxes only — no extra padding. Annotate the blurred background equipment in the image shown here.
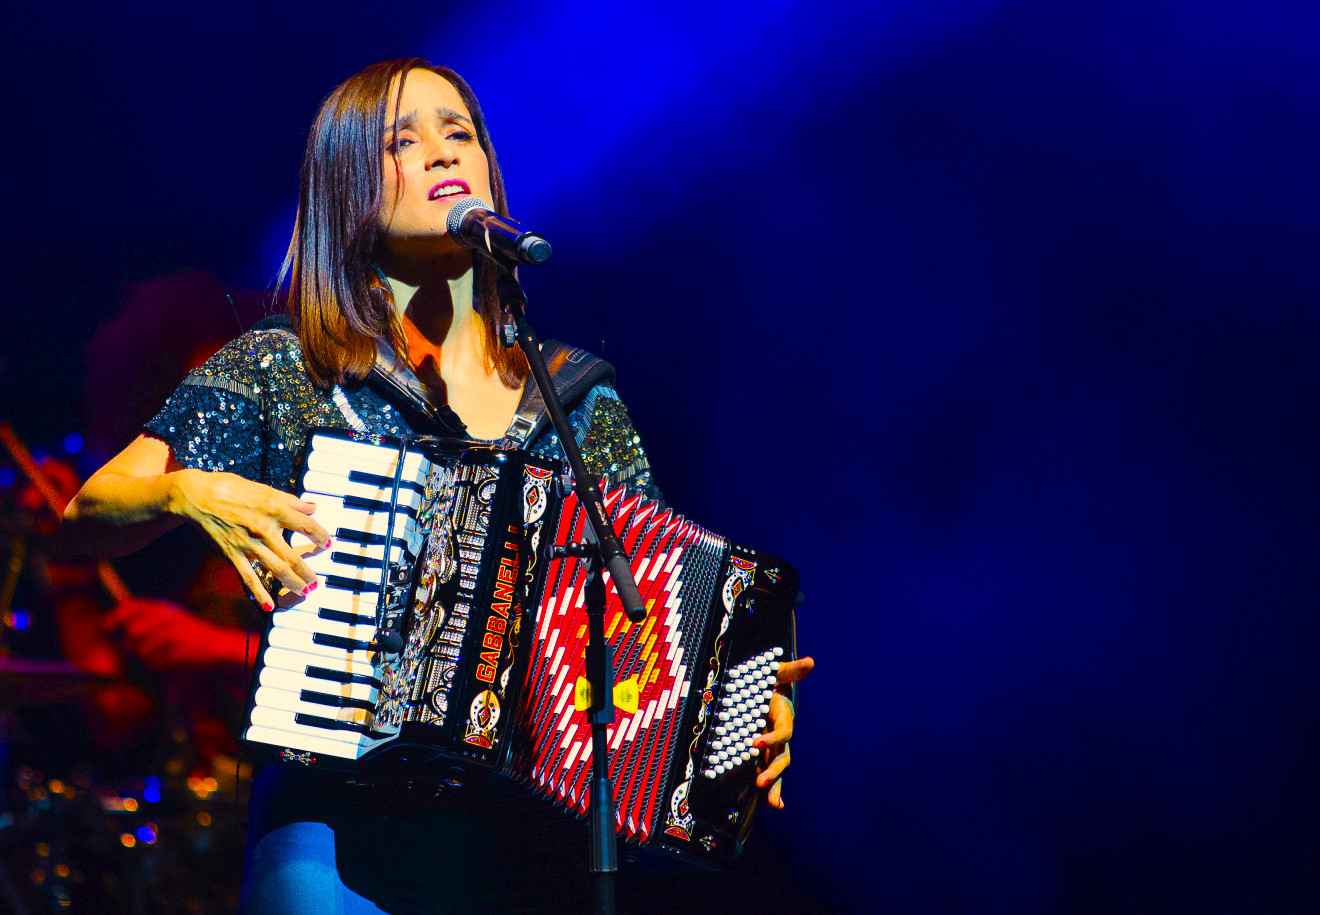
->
[0,421,250,913]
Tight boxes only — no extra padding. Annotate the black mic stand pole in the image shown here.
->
[495,268,646,915]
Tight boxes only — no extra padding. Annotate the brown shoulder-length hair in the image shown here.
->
[277,58,528,390]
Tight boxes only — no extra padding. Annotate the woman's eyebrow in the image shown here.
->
[388,108,472,133]
[436,106,473,126]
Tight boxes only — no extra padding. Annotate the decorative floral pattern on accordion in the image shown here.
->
[463,689,501,748]
[663,555,757,841]
[420,460,497,726]
[375,462,459,729]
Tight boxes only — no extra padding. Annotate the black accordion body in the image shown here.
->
[241,429,799,866]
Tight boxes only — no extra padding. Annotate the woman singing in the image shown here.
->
[64,59,812,912]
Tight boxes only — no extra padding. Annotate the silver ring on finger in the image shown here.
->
[250,558,280,600]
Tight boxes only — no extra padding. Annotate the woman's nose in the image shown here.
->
[426,136,459,169]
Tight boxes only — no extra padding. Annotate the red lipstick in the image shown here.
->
[429,179,471,201]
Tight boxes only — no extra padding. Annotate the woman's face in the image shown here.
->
[377,69,493,254]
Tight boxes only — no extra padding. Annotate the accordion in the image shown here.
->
[241,429,799,866]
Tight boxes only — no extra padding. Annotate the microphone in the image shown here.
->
[446,197,552,266]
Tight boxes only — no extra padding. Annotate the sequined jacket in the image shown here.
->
[144,323,662,503]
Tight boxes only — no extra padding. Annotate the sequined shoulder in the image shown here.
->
[144,328,344,488]
[528,383,663,504]
[186,329,309,405]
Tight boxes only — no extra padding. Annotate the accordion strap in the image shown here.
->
[246,317,609,445]
[368,338,469,437]
[499,340,614,449]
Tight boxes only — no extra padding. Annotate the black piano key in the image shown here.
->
[342,494,418,518]
[319,608,378,627]
[333,527,414,553]
[298,689,376,711]
[347,469,425,496]
[313,633,377,652]
[292,712,390,738]
[304,664,381,688]
[322,574,381,594]
[331,550,386,570]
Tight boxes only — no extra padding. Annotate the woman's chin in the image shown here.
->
[379,233,468,264]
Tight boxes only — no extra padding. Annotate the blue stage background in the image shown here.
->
[3,2,1318,911]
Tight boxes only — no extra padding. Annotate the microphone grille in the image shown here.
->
[446,196,494,235]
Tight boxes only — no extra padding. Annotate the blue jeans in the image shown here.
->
[238,766,591,915]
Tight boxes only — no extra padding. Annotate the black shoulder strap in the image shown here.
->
[368,339,469,438]
[249,319,604,442]
[500,340,615,448]
[245,315,466,437]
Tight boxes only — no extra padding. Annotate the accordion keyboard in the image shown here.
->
[244,434,431,760]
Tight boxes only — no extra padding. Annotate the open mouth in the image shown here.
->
[429,180,470,201]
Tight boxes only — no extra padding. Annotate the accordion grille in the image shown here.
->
[505,484,727,843]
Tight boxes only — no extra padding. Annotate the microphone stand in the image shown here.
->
[495,268,646,915]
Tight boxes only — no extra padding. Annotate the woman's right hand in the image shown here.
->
[64,434,332,612]
[170,468,331,610]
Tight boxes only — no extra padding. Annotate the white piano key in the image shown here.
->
[302,535,410,568]
[243,725,369,760]
[266,627,378,664]
[305,434,431,475]
[257,646,381,680]
[290,498,423,554]
[246,707,394,748]
[303,551,398,588]
[299,586,380,616]
[252,685,376,725]
[248,707,377,745]
[257,666,378,702]
[302,471,425,509]
[304,448,431,482]
[269,609,379,642]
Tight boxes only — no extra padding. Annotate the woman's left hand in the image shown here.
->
[754,655,814,809]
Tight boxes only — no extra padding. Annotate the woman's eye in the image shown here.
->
[446,130,474,143]
[386,136,416,153]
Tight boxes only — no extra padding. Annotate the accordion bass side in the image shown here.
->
[240,429,800,866]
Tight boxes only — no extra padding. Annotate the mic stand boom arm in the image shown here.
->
[495,268,645,915]
[495,270,647,625]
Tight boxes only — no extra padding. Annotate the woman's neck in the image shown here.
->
[378,248,486,368]
[376,247,523,438]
